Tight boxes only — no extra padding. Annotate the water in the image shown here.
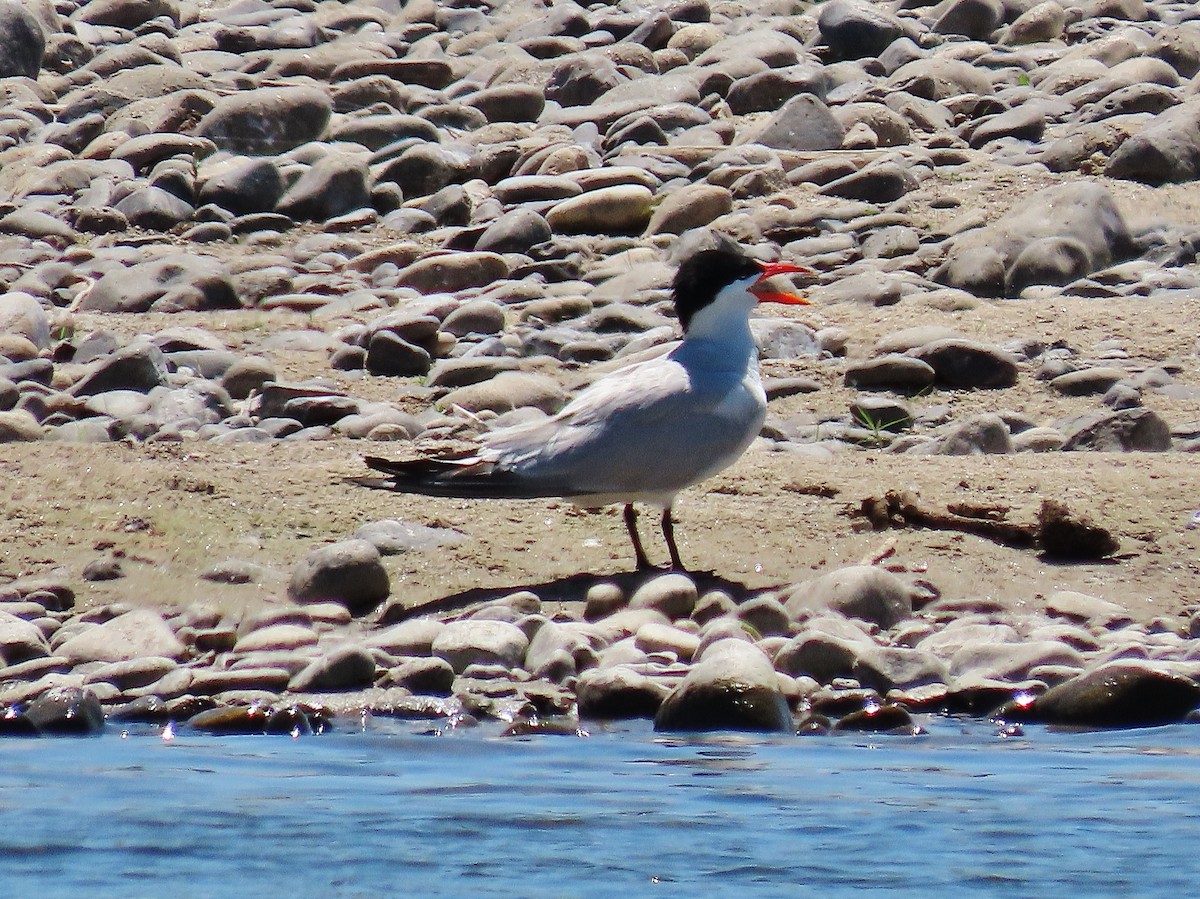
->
[3,717,1199,897]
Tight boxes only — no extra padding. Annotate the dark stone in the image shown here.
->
[287,539,390,615]
[743,93,845,151]
[908,339,1019,389]
[198,158,286,216]
[196,86,332,154]
[999,663,1200,728]
[1038,500,1120,560]
[832,703,919,733]
[187,705,274,735]
[817,0,904,60]
[818,162,916,202]
[1060,408,1172,452]
[24,687,106,735]
[0,1,46,79]
[277,155,371,222]
[68,342,169,396]
[726,65,828,115]
[654,640,793,733]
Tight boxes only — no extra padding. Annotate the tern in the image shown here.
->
[359,243,810,571]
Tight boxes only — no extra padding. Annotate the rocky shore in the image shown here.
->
[2,0,1200,736]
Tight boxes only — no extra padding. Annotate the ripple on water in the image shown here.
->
[3,719,1200,896]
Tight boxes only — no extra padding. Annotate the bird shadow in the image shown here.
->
[376,568,790,625]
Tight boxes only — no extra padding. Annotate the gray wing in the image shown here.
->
[479,354,765,497]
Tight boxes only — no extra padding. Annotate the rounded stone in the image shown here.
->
[287,539,390,615]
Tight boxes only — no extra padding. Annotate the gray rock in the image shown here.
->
[545,51,627,107]
[0,410,43,442]
[817,0,904,60]
[440,371,566,415]
[908,339,1019,389]
[1003,1,1067,44]
[396,252,511,294]
[74,0,175,28]
[938,413,1013,455]
[442,300,505,338]
[354,519,466,555]
[55,609,185,663]
[0,292,51,349]
[736,595,792,637]
[935,182,1132,296]
[287,539,390,614]
[577,665,669,719]
[741,94,845,152]
[645,183,732,235]
[374,143,468,199]
[1050,367,1127,396]
[1045,590,1132,628]
[1012,426,1066,452]
[426,356,522,389]
[524,620,603,678]
[277,154,371,222]
[890,57,994,100]
[1008,237,1094,293]
[969,104,1046,149]
[432,619,529,673]
[369,618,444,656]
[233,623,318,653]
[0,609,50,663]
[23,686,105,735]
[635,622,700,660]
[774,631,861,683]
[845,355,937,391]
[1002,662,1200,728]
[726,64,828,115]
[853,645,949,692]
[220,357,275,400]
[197,157,286,215]
[366,331,432,377]
[196,86,333,154]
[114,186,195,230]
[475,208,552,253]
[466,84,545,123]
[1106,98,1200,185]
[950,640,1085,682]
[78,254,239,314]
[84,656,178,691]
[818,162,917,203]
[384,656,455,695]
[932,0,1004,39]
[629,573,698,620]
[289,643,377,691]
[654,638,792,733]
[546,185,654,235]
[1060,408,1172,452]
[786,565,913,628]
[584,582,628,621]
[68,342,170,396]
[0,0,46,79]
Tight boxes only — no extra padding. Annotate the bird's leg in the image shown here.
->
[624,503,655,570]
[661,506,686,572]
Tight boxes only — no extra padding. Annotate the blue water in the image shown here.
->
[3,717,1199,897]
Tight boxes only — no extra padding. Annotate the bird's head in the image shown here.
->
[673,245,811,333]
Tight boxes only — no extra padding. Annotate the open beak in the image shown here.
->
[751,261,811,305]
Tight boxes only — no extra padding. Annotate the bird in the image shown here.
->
[358,242,811,572]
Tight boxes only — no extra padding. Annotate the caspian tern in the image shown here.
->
[360,243,810,571]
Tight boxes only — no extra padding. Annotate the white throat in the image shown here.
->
[680,275,759,364]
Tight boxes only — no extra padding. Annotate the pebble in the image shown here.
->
[286,539,390,615]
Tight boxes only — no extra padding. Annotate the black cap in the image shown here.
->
[672,246,761,332]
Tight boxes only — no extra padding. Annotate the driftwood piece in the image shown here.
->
[858,490,1119,559]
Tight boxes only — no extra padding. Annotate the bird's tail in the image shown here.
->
[354,455,555,500]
